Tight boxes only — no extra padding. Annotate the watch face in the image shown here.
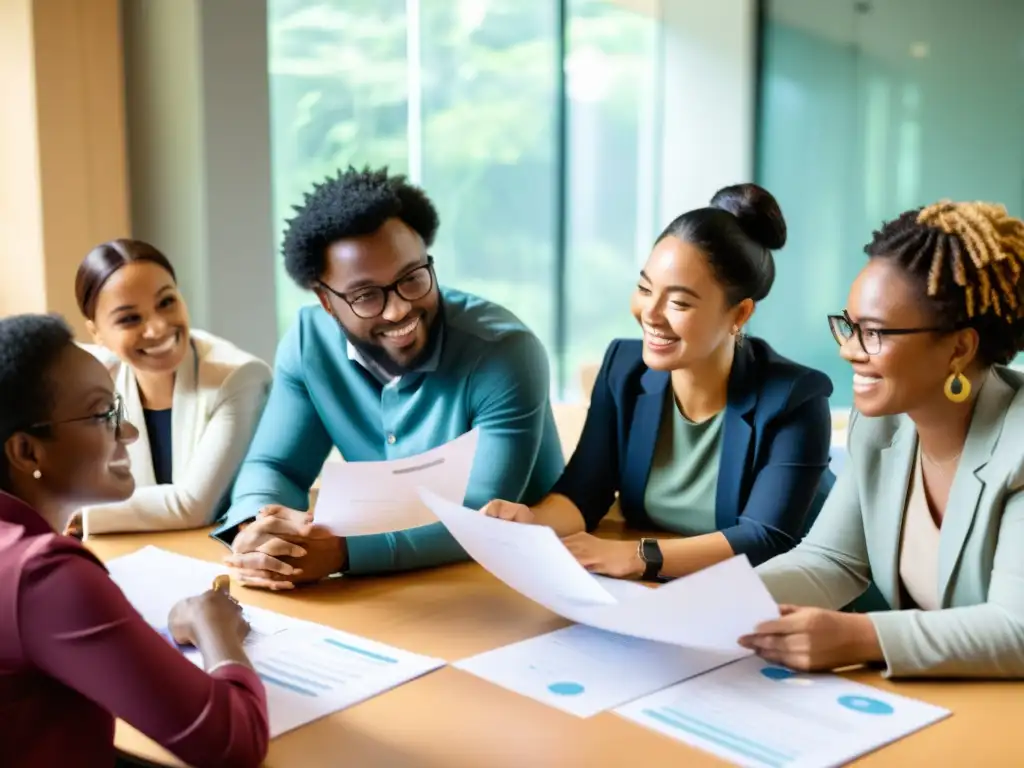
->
[641,539,662,563]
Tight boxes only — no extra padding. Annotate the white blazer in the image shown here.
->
[80,329,272,534]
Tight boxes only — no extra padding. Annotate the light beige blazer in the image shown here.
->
[81,329,272,534]
[757,367,1024,678]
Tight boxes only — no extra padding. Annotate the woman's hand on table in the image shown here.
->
[561,532,645,579]
[738,605,884,671]
[169,587,249,647]
[480,499,535,524]
[224,505,344,590]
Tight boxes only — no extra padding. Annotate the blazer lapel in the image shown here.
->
[715,344,756,530]
[620,368,668,515]
[170,339,201,484]
[120,363,156,487]
[937,371,1012,604]
[871,420,917,609]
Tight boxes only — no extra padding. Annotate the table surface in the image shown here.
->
[87,528,1021,768]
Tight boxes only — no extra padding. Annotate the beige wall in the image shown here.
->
[123,0,278,364]
[0,0,130,336]
[0,0,46,320]
[122,0,206,324]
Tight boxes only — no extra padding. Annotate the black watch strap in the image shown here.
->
[638,538,663,581]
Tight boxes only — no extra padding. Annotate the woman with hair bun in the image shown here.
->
[482,184,835,582]
[746,201,1024,678]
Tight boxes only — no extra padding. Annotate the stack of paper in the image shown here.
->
[106,547,444,737]
[423,490,949,762]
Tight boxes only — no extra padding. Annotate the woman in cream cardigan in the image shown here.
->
[72,239,272,535]
[741,201,1024,679]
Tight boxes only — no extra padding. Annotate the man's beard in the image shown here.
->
[340,302,445,378]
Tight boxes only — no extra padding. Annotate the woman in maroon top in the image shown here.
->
[0,314,269,768]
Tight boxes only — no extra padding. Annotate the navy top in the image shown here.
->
[143,408,173,485]
[552,337,836,566]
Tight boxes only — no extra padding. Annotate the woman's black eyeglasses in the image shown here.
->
[25,394,126,433]
[828,310,958,355]
[318,257,435,320]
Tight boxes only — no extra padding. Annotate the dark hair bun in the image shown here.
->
[710,183,787,251]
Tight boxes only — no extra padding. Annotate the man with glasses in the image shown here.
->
[213,167,564,588]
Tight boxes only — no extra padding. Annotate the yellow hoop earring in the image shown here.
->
[944,371,971,403]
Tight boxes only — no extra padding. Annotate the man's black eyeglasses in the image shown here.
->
[318,257,435,320]
[828,310,958,356]
[25,393,126,433]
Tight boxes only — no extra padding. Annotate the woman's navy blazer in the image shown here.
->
[552,337,836,566]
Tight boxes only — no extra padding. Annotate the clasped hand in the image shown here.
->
[224,506,345,590]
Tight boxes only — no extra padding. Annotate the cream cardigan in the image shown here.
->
[80,329,272,534]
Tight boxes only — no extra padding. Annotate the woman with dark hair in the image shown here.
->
[71,238,271,535]
[0,314,268,767]
[745,201,1024,678]
[483,184,835,581]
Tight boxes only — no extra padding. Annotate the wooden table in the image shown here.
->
[89,530,1021,767]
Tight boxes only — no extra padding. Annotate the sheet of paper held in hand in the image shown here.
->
[419,489,780,652]
[314,429,479,536]
[107,547,445,737]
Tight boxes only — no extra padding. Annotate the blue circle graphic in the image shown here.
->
[837,695,894,715]
[548,681,585,696]
[760,666,796,681]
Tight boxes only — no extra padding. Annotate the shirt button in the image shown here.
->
[386,433,397,445]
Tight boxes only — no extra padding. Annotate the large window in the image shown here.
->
[268,0,659,398]
[757,0,1024,407]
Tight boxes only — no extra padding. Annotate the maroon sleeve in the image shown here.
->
[18,542,269,768]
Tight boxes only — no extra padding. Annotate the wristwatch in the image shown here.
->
[637,538,664,582]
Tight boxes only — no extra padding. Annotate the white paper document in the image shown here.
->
[106,547,445,737]
[456,624,742,717]
[616,656,951,767]
[314,429,479,536]
[420,490,780,651]
[240,622,444,737]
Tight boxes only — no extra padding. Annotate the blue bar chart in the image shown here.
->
[246,628,444,736]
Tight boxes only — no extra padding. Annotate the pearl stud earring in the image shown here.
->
[32,469,42,480]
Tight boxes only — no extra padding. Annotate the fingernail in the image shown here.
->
[294,549,307,557]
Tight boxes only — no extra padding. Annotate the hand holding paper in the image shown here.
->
[314,429,479,536]
[420,489,779,651]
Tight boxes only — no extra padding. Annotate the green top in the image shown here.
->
[643,391,725,535]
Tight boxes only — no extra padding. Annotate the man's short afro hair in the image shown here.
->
[282,166,440,289]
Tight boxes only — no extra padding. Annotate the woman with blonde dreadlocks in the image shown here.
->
[740,200,1024,678]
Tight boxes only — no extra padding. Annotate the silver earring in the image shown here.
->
[32,469,42,480]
